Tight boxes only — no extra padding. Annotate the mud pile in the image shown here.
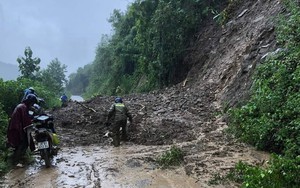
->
[51,82,216,147]
[50,0,282,183]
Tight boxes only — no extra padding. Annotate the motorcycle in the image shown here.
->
[24,113,59,168]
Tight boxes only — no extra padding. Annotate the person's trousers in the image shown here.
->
[111,119,127,147]
[12,134,28,164]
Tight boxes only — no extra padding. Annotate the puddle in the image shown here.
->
[3,145,204,188]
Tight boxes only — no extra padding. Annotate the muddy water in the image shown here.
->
[3,145,204,188]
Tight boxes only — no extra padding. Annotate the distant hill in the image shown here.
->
[0,61,20,81]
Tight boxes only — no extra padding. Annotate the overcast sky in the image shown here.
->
[0,0,132,76]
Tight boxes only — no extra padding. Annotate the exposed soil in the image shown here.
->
[3,0,283,187]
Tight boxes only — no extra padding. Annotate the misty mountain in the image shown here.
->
[0,61,20,81]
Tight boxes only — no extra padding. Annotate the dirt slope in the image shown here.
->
[48,0,282,186]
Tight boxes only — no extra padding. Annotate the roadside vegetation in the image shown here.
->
[228,0,300,187]
[0,47,67,176]
[66,0,227,98]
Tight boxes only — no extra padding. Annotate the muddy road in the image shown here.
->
[3,145,203,188]
[2,84,269,188]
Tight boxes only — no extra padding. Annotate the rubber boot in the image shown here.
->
[112,135,120,147]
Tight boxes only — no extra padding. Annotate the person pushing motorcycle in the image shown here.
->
[7,94,37,166]
[106,97,133,147]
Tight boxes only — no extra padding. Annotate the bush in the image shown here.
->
[229,156,300,188]
[0,78,61,115]
[0,103,9,176]
[157,145,184,168]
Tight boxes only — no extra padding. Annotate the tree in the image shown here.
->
[17,46,41,80]
[39,58,67,94]
[66,64,91,95]
[67,0,226,96]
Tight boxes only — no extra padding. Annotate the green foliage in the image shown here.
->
[38,58,67,94]
[276,0,300,47]
[0,102,9,176]
[0,79,23,115]
[68,0,226,98]
[157,145,184,168]
[17,47,41,80]
[228,156,300,188]
[66,64,92,95]
[0,78,60,115]
[16,47,67,99]
[228,0,300,186]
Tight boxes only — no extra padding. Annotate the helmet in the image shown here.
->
[25,94,38,104]
[28,87,35,92]
[115,97,123,103]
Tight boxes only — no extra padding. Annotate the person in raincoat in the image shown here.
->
[60,93,68,107]
[7,94,37,165]
[106,97,133,147]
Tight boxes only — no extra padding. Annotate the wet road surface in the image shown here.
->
[3,145,205,188]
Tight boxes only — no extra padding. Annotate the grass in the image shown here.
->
[157,145,184,169]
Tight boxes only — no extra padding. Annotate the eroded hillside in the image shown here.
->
[185,0,282,108]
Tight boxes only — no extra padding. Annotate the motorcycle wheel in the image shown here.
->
[41,149,51,168]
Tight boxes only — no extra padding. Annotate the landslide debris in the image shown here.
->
[50,0,282,185]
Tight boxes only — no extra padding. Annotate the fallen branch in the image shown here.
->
[139,104,145,111]
[75,101,96,112]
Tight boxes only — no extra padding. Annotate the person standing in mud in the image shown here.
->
[7,94,37,166]
[106,97,133,147]
[60,93,68,107]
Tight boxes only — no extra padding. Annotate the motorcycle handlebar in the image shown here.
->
[23,124,36,132]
